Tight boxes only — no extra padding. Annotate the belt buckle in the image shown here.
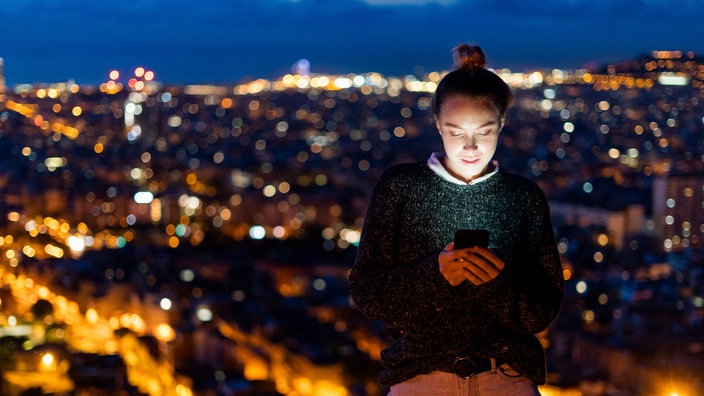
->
[452,357,478,378]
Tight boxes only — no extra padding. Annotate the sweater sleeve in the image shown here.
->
[348,168,450,331]
[478,186,565,334]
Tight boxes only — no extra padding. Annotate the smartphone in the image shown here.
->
[454,229,489,249]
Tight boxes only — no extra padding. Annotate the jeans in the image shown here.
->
[387,360,540,396]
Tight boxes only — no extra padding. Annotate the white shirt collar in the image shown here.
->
[427,152,499,185]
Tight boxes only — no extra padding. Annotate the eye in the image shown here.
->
[476,129,495,136]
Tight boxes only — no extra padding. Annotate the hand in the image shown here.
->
[438,243,505,286]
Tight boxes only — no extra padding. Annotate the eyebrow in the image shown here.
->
[442,120,499,130]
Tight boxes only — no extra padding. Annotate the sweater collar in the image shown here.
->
[427,152,499,186]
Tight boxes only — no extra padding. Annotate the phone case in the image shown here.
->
[454,229,489,249]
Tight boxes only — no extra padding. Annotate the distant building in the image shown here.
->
[292,59,310,76]
[653,175,704,251]
[550,202,645,251]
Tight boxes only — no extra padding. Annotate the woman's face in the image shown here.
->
[435,96,502,183]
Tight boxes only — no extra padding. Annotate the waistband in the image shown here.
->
[436,357,500,379]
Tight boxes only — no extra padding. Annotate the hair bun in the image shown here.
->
[452,44,487,70]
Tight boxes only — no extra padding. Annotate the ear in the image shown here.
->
[434,115,442,133]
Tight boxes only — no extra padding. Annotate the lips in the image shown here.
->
[461,157,481,165]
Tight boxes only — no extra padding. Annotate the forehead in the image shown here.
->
[438,96,500,120]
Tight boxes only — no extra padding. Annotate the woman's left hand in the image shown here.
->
[438,244,505,286]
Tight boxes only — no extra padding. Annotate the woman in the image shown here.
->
[348,44,564,395]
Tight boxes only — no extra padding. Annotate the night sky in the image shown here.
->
[1,0,703,86]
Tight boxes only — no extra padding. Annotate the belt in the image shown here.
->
[436,357,499,378]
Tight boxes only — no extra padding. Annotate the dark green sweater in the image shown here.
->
[349,162,564,386]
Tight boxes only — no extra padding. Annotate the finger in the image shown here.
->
[439,257,473,286]
[475,255,502,276]
[461,256,501,283]
[439,255,465,271]
[463,265,494,283]
[463,270,485,285]
[464,250,503,274]
[462,262,495,285]
[443,267,471,286]
[449,275,467,286]
[469,247,505,270]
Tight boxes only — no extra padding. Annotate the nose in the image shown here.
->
[463,133,477,150]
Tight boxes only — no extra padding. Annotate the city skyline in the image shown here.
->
[0,47,703,395]
[2,0,704,86]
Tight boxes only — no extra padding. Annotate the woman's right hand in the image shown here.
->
[438,243,471,286]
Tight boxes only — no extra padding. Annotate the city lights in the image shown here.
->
[1,49,703,396]
[134,191,154,204]
[154,323,175,343]
[66,235,85,253]
[658,72,689,86]
[249,225,266,240]
[195,306,213,322]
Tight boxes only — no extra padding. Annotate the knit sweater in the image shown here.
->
[348,161,564,386]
